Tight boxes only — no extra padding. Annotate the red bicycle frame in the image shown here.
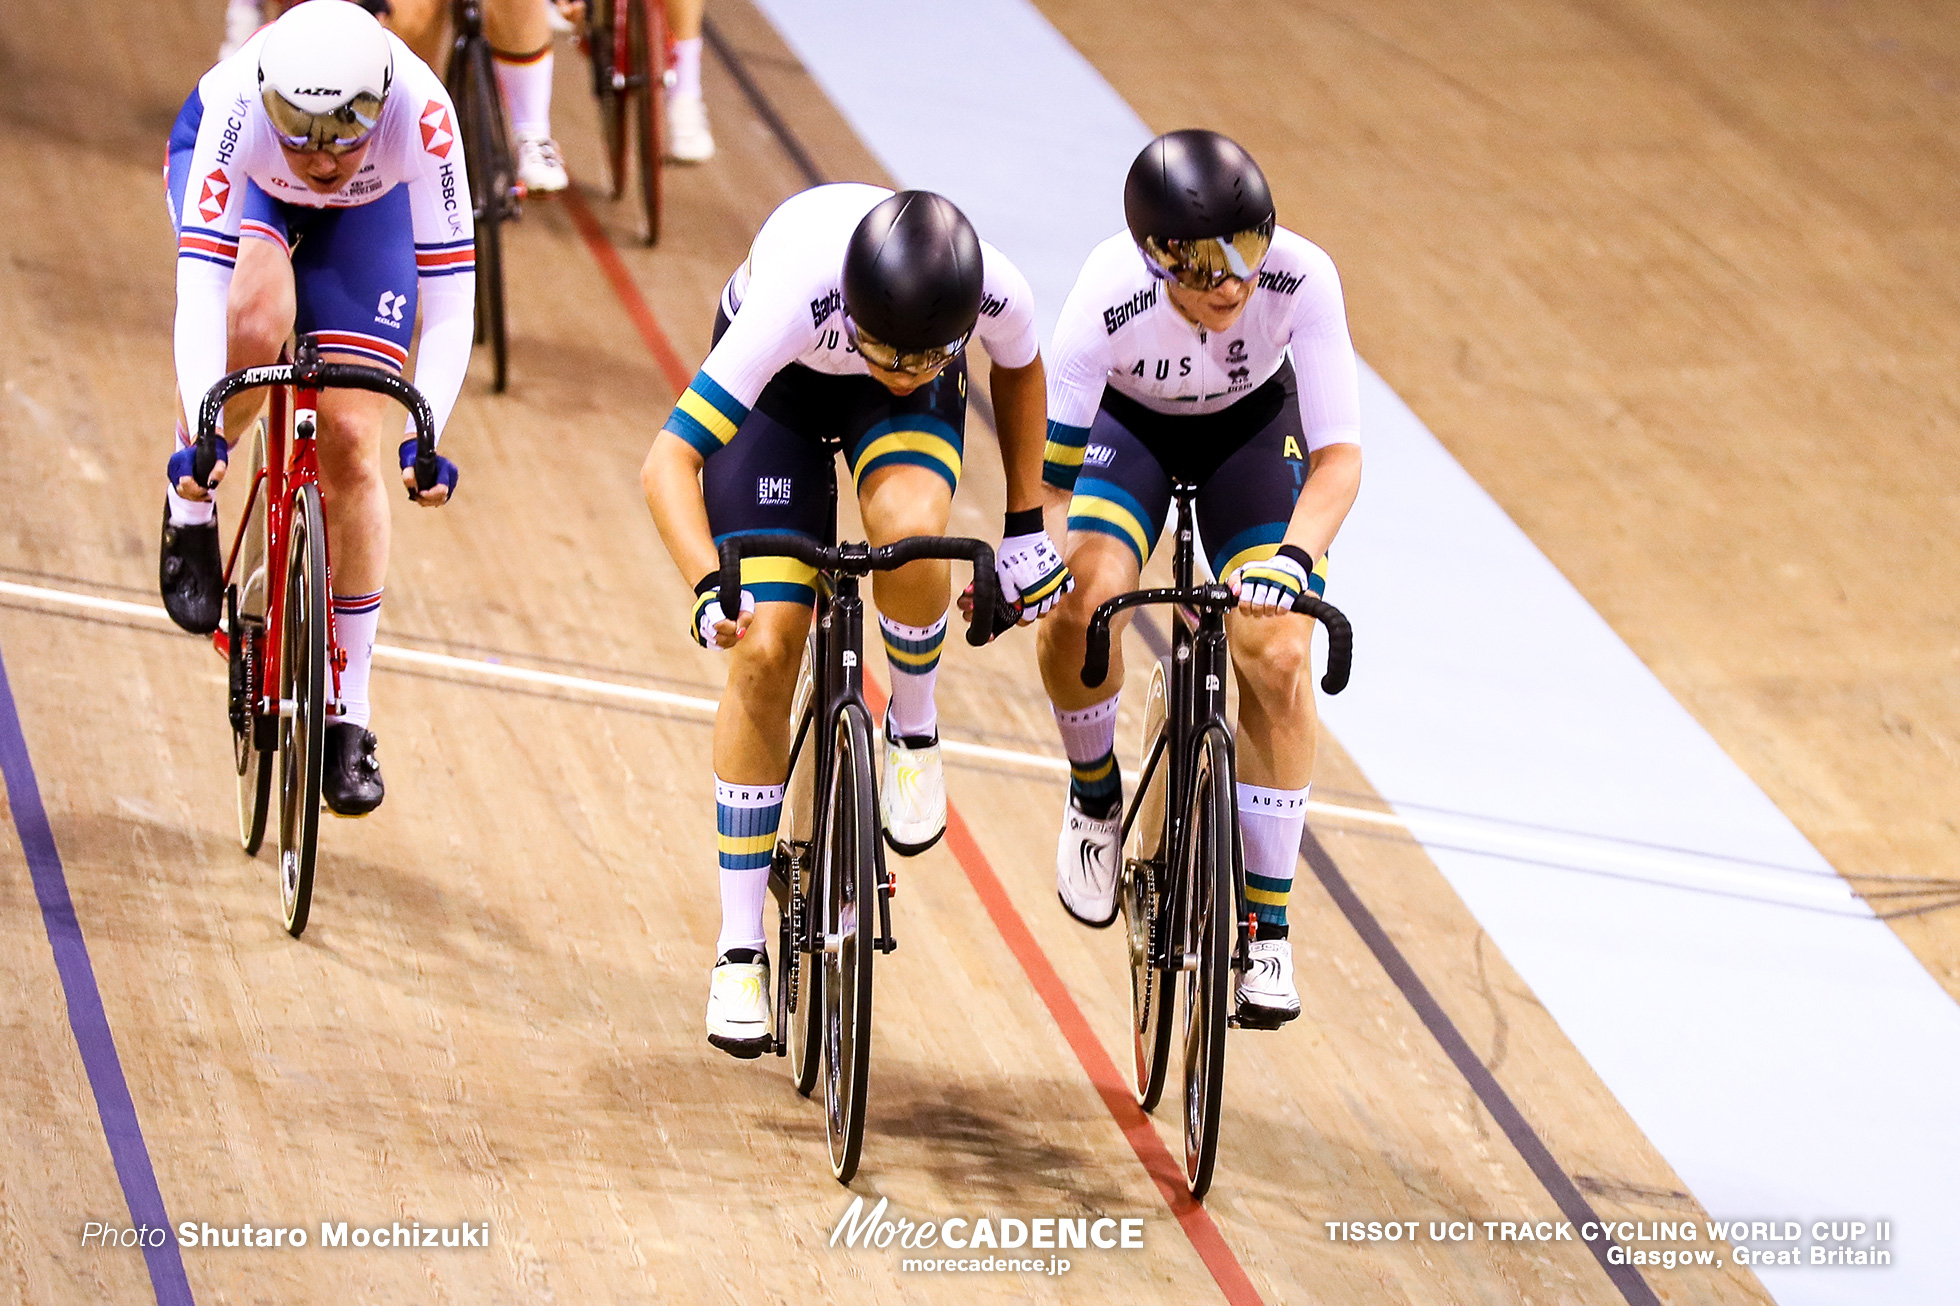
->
[209,373,343,718]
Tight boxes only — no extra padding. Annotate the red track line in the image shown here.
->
[567,194,1264,1305]
[863,679,1265,1306]
[559,182,693,396]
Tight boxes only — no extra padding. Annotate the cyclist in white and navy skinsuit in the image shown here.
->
[158,2,473,817]
[1036,131,1363,1029]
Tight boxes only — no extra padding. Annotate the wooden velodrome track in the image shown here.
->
[3,0,1954,1301]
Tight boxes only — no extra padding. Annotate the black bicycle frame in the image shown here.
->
[718,499,1001,1054]
[1081,485,1354,976]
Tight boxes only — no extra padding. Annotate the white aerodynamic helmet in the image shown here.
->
[258,1,395,154]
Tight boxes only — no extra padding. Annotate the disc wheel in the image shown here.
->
[819,702,878,1183]
[276,485,328,938]
[624,0,666,245]
[1126,658,1175,1109]
[231,423,273,854]
[1179,723,1235,1199]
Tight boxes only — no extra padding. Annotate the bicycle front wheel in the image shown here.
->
[773,639,822,1095]
[1179,722,1236,1199]
[588,0,629,199]
[1126,657,1175,1109]
[453,37,510,390]
[819,701,878,1183]
[625,0,666,245]
[277,484,328,938]
[231,421,272,855]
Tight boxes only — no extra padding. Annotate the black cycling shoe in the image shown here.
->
[159,506,224,635]
[322,723,386,817]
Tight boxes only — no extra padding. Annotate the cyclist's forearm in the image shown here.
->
[175,258,233,438]
[1286,441,1362,560]
[988,354,1049,514]
[643,431,718,584]
[412,272,476,442]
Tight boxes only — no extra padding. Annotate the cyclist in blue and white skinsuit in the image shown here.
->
[160,0,474,818]
[1037,131,1363,1029]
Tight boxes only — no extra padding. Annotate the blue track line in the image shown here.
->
[0,642,195,1305]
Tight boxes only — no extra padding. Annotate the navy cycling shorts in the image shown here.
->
[700,307,969,608]
[1067,360,1328,590]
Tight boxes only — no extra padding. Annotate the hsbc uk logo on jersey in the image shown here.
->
[757,476,793,506]
[420,101,455,159]
[197,168,231,225]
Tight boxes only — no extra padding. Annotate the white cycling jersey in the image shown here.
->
[706,183,1040,405]
[1044,227,1361,462]
[171,28,475,442]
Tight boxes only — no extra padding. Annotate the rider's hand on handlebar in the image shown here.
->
[398,438,457,507]
[1228,545,1315,617]
[168,438,227,501]
[995,509,1074,625]
[693,575,756,650]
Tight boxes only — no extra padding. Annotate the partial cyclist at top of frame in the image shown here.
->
[221,0,719,185]
[153,0,1363,1199]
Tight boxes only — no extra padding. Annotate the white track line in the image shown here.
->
[1,577,1875,909]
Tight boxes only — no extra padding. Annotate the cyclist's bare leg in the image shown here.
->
[856,463,954,629]
[383,0,447,71]
[1035,531,1140,713]
[309,376,392,602]
[485,0,549,50]
[1227,604,1318,790]
[711,599,810,786]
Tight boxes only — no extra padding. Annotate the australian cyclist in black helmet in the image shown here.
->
[1034,130,1364,1029]
[639,183,1072,1059]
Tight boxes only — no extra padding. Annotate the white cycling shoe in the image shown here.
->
[666,90,716,162]
[515,131,569,193]
[219,0,262,60]
[880,717,946,856]
[705,948,772,1059]
[1056,793,1121,928]
[1235,937,1301,1029]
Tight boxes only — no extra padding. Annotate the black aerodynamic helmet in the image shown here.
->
[1124,129,1277,290]
[842,191,985,371]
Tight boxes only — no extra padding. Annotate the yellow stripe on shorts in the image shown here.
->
[850,429,962,485]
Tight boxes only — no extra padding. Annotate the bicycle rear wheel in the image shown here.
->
[1126,657,1175,1109]
[230,421,273,855]
[1179,723,1235,1199]
[277,484,328,938]
[625,0,666,245]
[452,37,510,391]
[819,701,878,1182]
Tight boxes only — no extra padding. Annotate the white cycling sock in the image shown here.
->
[671,36,703,100]
[1054,695,1121,815]
[493,46,554,138]
[880,613,946,739]
[330,590,383,730]
[1238,782,1310,935]
[167,421,215,525]
[166,481,214,527]
[715,777,783,954]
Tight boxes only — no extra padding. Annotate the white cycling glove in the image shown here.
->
[997,508,1074,624]
[692,574,757,648]
[1229,545,1315,613]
